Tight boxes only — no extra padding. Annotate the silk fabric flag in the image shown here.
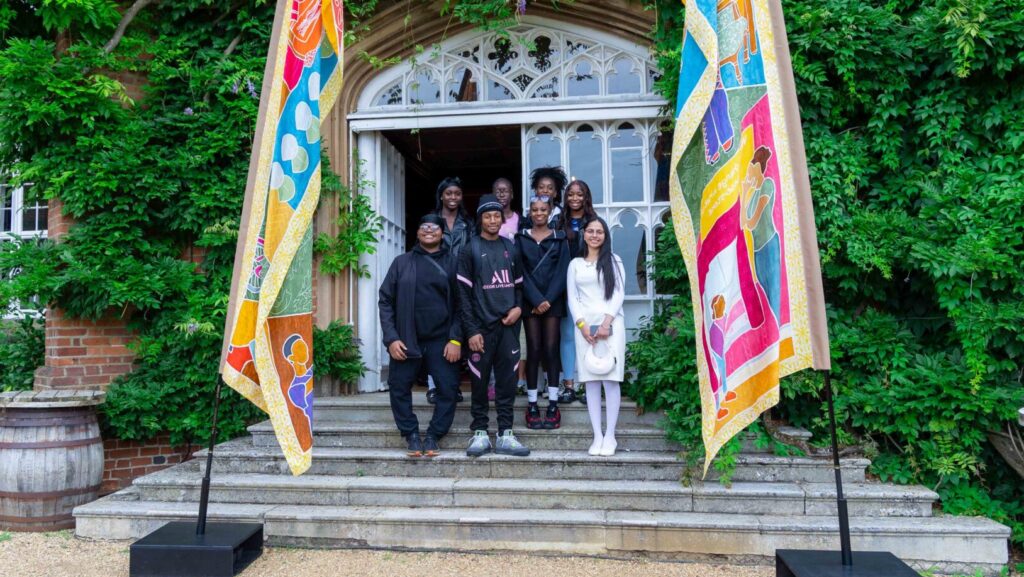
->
[668,0,831,473]
[221,0,345,476]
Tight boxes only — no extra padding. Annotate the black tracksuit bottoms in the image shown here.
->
[387,338,460,439]
[467,322,520,435]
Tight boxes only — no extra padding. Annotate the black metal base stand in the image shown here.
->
[776,550,919,577]
[775,371,916,577]
[129,521,263,577]
[130,380,263,576]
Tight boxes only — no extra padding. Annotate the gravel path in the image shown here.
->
[0,531,774,577]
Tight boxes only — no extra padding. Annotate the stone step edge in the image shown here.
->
[132,471,938,503]
[195,442,870,469]
[248,423,670,436]
[73,499,1008,537]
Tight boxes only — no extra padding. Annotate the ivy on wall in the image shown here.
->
[631,0,1024,547]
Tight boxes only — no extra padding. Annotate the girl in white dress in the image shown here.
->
[566,217,626,456]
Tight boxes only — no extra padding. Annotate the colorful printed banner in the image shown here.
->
[221,0,345,476]
[668,0,831,473]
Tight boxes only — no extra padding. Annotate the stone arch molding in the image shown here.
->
[355,16,662,113]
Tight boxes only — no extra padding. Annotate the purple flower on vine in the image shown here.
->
[246,78,258,99]
[231,79,240,94]
[517,0,526,15]
[183,107,194,116]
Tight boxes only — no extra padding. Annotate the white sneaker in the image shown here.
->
[599,437,617,456]
[588,435,603,456]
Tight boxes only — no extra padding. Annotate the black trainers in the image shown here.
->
[544,404,561,430]
[406,432,423,457]
[422,434,440,458]
[525,404,544,429]
[577,386,587,405]
[558,384,576,404]
[426,389,437,405]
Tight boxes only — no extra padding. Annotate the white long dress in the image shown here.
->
[566,255,626,383]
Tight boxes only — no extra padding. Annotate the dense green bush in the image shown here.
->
[632,0,1024,546]
[313,320,367,385]
[0,316,44,392]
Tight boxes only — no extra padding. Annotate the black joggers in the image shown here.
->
[387,338,460,439]
[466,322,520,435]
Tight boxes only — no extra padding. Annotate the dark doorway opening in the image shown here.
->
[383,125,522,250]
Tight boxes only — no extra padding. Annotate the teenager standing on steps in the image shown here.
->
[458,194,531,457]
[567,217,626,457]
[493,177,529,397]
[426,177,472,405]
[558,179,599,405]
[378,214,463,458]
[516,194,569,430]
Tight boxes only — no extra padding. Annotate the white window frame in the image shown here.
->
[1,182,47,320]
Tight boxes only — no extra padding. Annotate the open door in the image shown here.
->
[356,133,406,392]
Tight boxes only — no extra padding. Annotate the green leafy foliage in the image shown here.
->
[313,320,367,385]
[314,159,383,278]
[633,0,1024,547]
[0,316,45,392]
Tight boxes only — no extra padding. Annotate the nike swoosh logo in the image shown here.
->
[511,349,520,355]
[481,253,487,257]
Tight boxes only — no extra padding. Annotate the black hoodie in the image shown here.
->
[378,244,462,358]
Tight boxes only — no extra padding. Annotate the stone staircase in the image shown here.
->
[74,392,1010,574]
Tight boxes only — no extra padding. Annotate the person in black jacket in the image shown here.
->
[458,194,530,457]
[516,194,570,430]
[378,214,463,458]
[433,176,473,256]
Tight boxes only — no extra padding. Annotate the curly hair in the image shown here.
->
[529,166,568,201]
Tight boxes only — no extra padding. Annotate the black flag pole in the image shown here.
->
[823,370,853,565]
[127,377,264,577]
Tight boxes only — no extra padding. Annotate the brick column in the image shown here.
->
[34,199,136,391]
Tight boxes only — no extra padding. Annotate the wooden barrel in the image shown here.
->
[0,391,105,532]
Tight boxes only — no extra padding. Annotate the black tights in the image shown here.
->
[524,315,561,399]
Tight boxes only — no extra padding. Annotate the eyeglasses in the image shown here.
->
[584,228,604,235]
[419,223,441,232]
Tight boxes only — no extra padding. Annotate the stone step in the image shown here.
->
[312,392,663,428]
[197,439,869,484]
[131,464,936,517]
[249,421,679,452]
[73,498,1009,575]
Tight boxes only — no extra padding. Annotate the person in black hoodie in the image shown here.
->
[458,194,531,457]
[378,214,463,458]
[516,194,570,430]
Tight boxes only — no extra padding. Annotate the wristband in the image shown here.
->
[449,340,461,346]
[576,320,586,328]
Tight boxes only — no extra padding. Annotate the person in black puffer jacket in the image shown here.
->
[433,176,474,256]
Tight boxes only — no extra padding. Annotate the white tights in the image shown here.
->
[585,380,621,442]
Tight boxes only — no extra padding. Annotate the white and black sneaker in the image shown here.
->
[466,430,492,457]
[494,430,530,457]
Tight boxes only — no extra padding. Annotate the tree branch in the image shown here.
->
[104,0,159,54]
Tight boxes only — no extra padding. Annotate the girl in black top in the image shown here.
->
[530,166,567,228]
[434,176,474,256]
[516,194,570,429]
[557,179,599,403]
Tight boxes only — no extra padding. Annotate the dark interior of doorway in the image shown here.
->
[383,125,522,250]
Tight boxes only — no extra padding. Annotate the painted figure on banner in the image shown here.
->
[222,0,346,476]
[669,0,830,472]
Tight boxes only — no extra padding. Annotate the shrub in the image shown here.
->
[0,316,44,392]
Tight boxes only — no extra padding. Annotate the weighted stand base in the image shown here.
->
[130,521,263,577]
[776,550,919,577]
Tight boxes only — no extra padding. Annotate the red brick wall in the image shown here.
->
[34,307,136,390]
[102,435,193,494]
[35,199,137,391]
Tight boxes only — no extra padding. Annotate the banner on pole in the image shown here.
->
[221,0,345,476]
[668,0,831,473]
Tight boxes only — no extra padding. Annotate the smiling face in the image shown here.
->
[480,210,503,237]
[584,220,606,254]
[441,186,463,211]
[535,177,557,199]
[417,222,442,250]
[493,180,513,209]
[565,184,585,212]
[529,198,551,227]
